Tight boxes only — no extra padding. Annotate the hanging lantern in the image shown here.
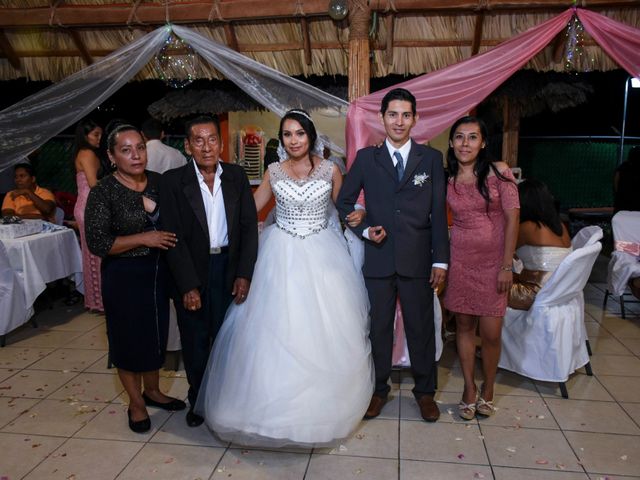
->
[328,0,348,21]
[154,33,198,88]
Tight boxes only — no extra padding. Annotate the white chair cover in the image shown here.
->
[54,207,65,226]
[0,241,33,336]
[499,241,601,383]
[571,225,603,250]
[607,211,640,297]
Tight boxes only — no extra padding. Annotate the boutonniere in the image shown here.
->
[412,172,430,186]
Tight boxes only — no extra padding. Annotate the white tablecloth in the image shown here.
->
[0,228,83,335]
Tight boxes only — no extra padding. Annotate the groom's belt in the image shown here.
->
[209,246,229,254]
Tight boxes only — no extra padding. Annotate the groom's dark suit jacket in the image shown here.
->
[337,140,449,278]
[159,159,258,296]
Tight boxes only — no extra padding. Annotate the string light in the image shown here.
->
[564,14,595,73]
[154,33,198,88]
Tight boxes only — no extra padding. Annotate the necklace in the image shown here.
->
[285,159,314,181]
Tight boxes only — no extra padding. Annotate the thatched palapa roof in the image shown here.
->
[0,0,638,83]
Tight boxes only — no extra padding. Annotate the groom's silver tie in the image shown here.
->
[394,151,404,181]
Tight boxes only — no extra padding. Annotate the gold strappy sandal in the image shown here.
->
[458,386,478,421]
[477,385,496,417]
[458,398,477,421]
[477,397,495,416]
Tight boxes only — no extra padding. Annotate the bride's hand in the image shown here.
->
[346,209,365,227]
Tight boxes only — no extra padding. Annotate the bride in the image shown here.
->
[195,109,374,447]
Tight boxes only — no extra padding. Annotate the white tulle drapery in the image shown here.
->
[0,24,348,171]
[0,27,170,170]
[171,25,348,156]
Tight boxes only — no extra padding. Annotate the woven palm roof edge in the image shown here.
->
[0,3,638,81]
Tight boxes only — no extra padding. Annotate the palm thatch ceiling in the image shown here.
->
[0,0,638,82]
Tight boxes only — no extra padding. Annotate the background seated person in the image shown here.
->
[1,163,56,222]
[509,179,572,310]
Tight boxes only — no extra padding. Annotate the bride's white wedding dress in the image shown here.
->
[195,159,374,447]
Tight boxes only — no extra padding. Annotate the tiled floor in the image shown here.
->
[0,282,639,479]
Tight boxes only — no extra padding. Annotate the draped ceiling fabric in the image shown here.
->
[0,27,170,170]
[0,8,638,171]
[0,26,348,171]
[346,7,640,165]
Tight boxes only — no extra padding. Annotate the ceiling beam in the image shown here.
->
[223,23,238,51]
[0,37,603,60]
[68,29,93,65]
[300,17,312,66]
[0,29,21,70]
[471,12,485,56]
[0,0,637,28]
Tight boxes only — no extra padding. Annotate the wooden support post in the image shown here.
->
[348,0,371,101]
[502,98,520,167]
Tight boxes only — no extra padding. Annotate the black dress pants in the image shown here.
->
[365,274,437,398]
[174,251,232,406]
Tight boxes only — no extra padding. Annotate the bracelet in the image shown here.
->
[500,266,512,272]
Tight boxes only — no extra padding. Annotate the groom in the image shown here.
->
[337,88,449,422]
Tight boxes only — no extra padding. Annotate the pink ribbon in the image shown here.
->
[615,241,640,257]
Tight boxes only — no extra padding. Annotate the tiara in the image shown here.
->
[286,109,313,123]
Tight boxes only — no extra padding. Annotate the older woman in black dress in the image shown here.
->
[86,124,185,433]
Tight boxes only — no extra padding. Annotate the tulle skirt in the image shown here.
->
[195,224,374,447]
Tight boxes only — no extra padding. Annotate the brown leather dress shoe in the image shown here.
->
[364,394,387,419]
[417,395,440,422]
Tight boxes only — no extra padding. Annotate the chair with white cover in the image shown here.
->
[0,241,33,346]
[54,206,65,226]
[571,225,603,250]
[499,241,601,398]
[604,211,640,318]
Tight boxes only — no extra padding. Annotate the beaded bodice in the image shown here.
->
[269,159,333,238]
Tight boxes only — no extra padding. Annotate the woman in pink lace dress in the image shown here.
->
[443,116,519,420]
[73,119,104,312]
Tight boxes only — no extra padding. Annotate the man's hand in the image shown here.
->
[345,209,365,227]
[368,226,386,244]
[232,277,250,304]
[183,288,201,311]
[429,267,447,289]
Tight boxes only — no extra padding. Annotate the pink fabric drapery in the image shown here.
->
[577,9,640,81]
[346,8,640,165]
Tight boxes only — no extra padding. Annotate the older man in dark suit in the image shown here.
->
[337,88,449,422]
[160,115,258,427]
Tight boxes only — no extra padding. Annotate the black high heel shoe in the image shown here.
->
[127,408,151,433]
